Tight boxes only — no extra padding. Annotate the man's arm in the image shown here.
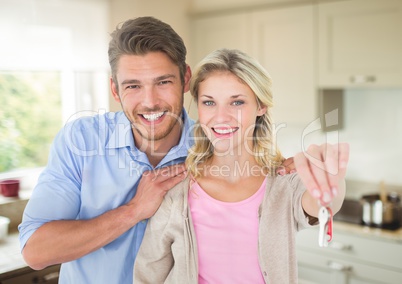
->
[22,164,186,270]
[276,157,295,175]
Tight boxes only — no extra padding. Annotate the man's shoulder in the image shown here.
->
[57,111,128,152]
[64,111,126,131]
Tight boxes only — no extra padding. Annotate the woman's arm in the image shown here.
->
[133,196,175,283]
[294,143,350,217]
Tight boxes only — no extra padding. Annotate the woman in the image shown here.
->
[133,48,349,283]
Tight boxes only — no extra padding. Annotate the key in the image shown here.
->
[318,206,329,247]
[318,206,333,247]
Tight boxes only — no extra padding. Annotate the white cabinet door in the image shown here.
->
[297,228,402,284]
[298,249,402,284]
[191,13,251,66]
[250,5,316,127]
[190,13,251,119]
[317,0,402,88]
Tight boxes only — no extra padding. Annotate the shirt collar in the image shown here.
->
[105,109,195,161]
[105,112,134,150]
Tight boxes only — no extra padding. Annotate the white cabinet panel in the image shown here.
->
[318,0,402,88]
[297,227,402,284]
[251,5,316,127]
[190,13,251,119]
[191,13,251,65]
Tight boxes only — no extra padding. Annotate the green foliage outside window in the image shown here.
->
[0,72,62,172]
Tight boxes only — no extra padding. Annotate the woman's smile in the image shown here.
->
[212,126,239,138]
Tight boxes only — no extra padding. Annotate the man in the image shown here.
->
[19,17,329,283]
[19,16,193,283]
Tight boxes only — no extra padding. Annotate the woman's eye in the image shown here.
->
[203,101,214,106]
[232,100,244,106]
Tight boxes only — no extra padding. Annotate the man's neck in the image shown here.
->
[133,125,182,168]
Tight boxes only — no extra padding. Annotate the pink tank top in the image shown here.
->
[188,178,267,284]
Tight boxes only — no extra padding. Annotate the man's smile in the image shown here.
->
[140,111,166,122]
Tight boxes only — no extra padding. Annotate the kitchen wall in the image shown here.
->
[341,88,402,186]
[276,88,402,196]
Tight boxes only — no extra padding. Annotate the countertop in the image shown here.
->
[1,222,402,278]
[334,221,402,244]
[0,232,27,276]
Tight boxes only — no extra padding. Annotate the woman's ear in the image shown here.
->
[257,105,267,116]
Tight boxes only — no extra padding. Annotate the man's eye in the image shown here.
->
[158,80,171,85]
[127,85,140,89]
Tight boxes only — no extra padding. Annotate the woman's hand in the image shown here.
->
[295,143,350,214]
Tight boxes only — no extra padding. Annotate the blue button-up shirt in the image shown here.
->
[19,110,194,284]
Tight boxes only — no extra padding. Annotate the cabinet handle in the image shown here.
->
[328,241,352,251]
[350,75,376,83]
[43,271,59,281]
[327,261,352,272]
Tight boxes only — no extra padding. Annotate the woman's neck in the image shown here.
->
[195,153,267,202]
[203,153,263,183]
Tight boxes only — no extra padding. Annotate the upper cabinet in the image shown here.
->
[191,13,251,67]
[189,13,251,119]
[317,0,402,88]
[191,4,317,127]
[190,0,310,14]
[250,5,316,126]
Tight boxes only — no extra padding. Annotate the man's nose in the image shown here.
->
[142,87,159,108]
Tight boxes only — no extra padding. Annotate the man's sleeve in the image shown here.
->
[19,123,83,251]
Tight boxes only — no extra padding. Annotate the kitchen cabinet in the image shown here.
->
[192,3,317,127]
[297,227,402,284]
[250,4,316,126]
[317,0,402,88]
[190,13,251,119]
[0,265,60,284]
[191,13,251,66]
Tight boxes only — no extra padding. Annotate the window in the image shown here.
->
[0,72,62,172]
[0,0,109,176]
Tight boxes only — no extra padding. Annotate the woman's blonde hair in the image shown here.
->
[186,48,283,177]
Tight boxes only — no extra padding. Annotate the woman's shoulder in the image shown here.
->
[164,175,191,201]
[268,172,305,193]
[271,172,298,184]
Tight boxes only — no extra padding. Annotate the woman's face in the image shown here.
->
[197,71,267,156]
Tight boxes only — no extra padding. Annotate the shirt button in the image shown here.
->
[263,271,267,276]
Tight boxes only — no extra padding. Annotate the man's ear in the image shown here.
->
[110,77,121,103]
[183,65,192,93]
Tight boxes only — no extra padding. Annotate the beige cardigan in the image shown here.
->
[134,173,314,284]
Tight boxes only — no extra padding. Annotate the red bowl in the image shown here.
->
[0,179,20,197]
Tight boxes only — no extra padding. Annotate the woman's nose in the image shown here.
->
[214,105,232,123]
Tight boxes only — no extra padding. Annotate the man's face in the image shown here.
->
[111,52,190,147]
